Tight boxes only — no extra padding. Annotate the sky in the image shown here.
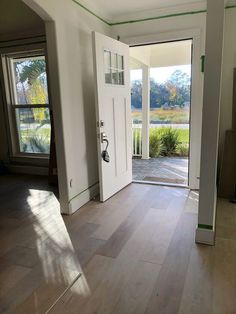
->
[130,65,191,84]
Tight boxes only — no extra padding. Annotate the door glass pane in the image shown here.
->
[105,68,112,84]
[112,68,118,84]
[11,55,48,105]
[104,50,111,69]
[16,107,51,154]
[111,52,117,69]
[117,55,124,70]
[118,70,124,85]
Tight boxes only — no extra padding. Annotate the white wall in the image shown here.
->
[219,8,236,163]
[23,0,111,213]
[0,0,45,41]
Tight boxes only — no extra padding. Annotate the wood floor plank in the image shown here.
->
[2,246,39,268]
[12,268,80,314]
[91,185,149,240]
[145,212,197,314]
[111,261,161,314]
[0,265,45,313]
[50,255,114,314]
[2,175,236,314]
[0,264,31,300]
[96,189,156,258]
[178,244,214,314]
[140,190,188,265]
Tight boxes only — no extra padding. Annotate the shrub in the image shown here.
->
[159,127,180,156]
[149,128,163,157]
[176,143,189,157]
[29,135,50,153]
[133,128,142,155]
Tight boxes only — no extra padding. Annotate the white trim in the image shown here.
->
[195,226,215,245]
[7,164,48,176]
[123,28,202,190]
[68,183,99,214]
[110,3,206,24]
[141,65,150,160]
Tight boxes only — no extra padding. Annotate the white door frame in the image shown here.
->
[123,28,203,190]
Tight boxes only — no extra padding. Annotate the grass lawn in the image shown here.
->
[132,107,189,124]
[177,129,189,143]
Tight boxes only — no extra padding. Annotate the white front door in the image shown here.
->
[92,32,132,201]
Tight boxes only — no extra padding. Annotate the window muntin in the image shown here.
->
[104,50,124,85]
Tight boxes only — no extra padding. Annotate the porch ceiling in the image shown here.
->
[130,40,192,69]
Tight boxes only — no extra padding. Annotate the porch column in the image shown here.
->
[142,65,150,159]
[196,0,225,245]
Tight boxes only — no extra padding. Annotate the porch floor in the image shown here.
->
[132,157,189,186]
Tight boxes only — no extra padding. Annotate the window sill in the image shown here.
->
[10,154,49,167]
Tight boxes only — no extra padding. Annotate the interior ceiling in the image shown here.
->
[81,0,236,21]
[93,0,205,18]
[0,0,45,40]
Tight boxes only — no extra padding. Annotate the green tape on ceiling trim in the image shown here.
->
[201,55,205,73]
[72,0,111,25]
[198,224,213,230]
[72,1,236,27]
[110,10,206,26]
[68,181,99,203]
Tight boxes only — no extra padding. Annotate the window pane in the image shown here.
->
[16,107,51,154]
[11,55,48,105]
[104,50,111,69]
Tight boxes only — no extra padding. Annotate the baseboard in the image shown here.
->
[68,183,99,214]
[195,226,215,245]
[7,165,48,176]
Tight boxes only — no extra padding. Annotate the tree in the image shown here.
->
[150,79,169,108]
[131,68,191,110]
[14,59,48,123]
[14,59,48,105]
[167,70,191,107]
[131,80,142,109]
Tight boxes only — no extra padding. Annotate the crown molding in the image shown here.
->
[72,0,236,26]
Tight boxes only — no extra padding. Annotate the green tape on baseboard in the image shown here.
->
[198,224,213,230]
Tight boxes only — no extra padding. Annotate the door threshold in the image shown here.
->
[132,179,189,189]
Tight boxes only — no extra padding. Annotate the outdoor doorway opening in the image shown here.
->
[130,39,192,187]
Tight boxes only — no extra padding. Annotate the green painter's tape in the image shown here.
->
[72,1,236,27]
[198,224,213,230]
[201,55,205,73]
[110,10,206,26]
[72,0,111,25]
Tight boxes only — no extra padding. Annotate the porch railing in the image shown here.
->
[132,124,142,156]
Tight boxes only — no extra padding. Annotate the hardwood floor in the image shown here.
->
[0,175,236,313]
